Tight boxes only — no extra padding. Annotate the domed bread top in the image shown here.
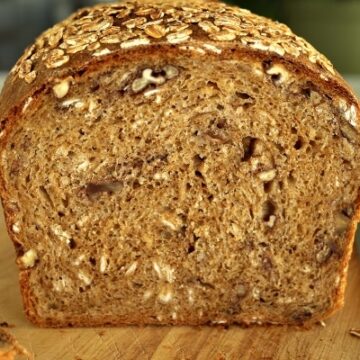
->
[0,0,358,138]
[8,0,338,84]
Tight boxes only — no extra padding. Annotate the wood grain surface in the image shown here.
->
[0,207,360,360]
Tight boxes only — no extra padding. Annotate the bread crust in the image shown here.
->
[0,0,359,327]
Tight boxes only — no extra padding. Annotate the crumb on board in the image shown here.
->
[0,328,33,360]
[0,322,14,328]
[349,328,360,338]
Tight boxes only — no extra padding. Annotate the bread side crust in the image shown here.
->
[0,0,359,327]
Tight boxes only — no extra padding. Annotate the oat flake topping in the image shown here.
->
[11,0,335,84]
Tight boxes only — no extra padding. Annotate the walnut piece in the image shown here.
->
[53,79,71,99]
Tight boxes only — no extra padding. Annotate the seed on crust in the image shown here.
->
[87,41,101,51]
[66,44,88,54]
[214,15,241,29]
[65,33,98,47]
[18,60,32,78]
[48,27,64,48]
[116,8,131,19]
[44,49,70,69]
[269,43,285,57]
[120,37,150,49]
[198,21,220,34]
[135,7,156,16]
[24,71,37,84]
[167,29,193,44]
[100,34,122,44]
[82,17,113,32]
[144,24,167,39]
[9,2,341,89]
[150,9,164,20]
[122,17,147,29]
[209,30,236,41]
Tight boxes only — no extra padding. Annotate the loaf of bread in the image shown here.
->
[0,0,359,327]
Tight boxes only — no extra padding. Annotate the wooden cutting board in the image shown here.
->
[1,208,360,360]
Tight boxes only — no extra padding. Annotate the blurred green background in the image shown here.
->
[229,0,360,74]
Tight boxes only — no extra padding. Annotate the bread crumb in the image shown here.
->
[0,322,10,328]
[0,328,32,359]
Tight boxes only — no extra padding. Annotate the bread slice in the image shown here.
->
[0,0,359,327]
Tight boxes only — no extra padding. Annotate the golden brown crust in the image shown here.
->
[0,0,359,328]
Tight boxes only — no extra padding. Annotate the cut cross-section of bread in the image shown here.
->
[0,0,359,327]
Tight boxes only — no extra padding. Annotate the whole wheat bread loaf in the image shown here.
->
[0,0,359,327]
